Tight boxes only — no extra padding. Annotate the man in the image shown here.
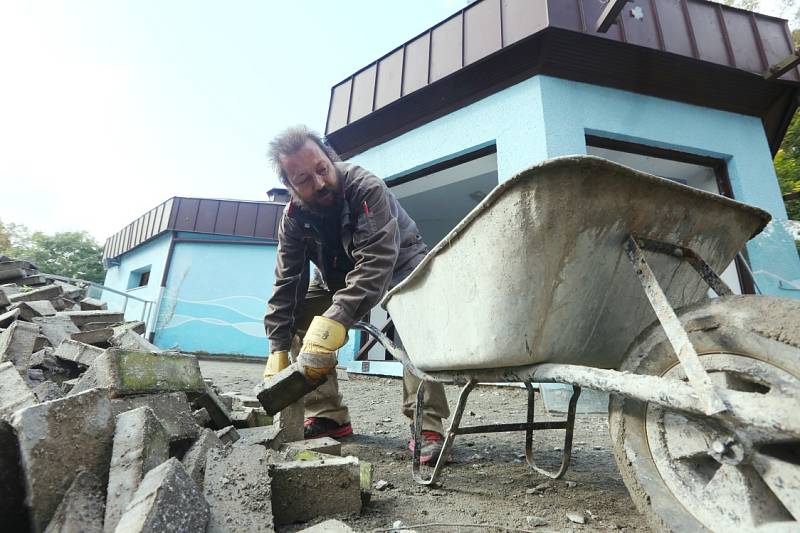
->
[263,125,450,464]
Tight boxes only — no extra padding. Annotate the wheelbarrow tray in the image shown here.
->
[382,155,770,372]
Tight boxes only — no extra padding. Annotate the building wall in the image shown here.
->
[152,233,277,357]
[102,233,172,328]
[351,74,800,297]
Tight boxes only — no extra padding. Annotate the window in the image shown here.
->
[128,266,152,290]
[585,135,755,294]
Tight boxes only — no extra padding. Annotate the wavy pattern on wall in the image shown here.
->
[160,314,265,338]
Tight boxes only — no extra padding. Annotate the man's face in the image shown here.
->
[281,139,340,210]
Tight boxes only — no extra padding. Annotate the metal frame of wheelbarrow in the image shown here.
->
[355,234,800,485]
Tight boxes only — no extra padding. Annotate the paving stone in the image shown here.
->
[0,288,9,306]
[104,407,170,533]
[69,349,205,398]
[21,275,48,286]
[0,268,29,282]
[274,396,304,442]
[0,320,40,371]
[298,519,355,532]
[230,407,256,429]
[57,310,124,329]
[282,437,341,458]
[115,457,209,533]
[32,315,80,347]
[79,298,107,311]
[53,340,105,368]
[49,297,79,312]
[29,348,81,384]
[270,455,362,525]
[70,328,113,346]
[191,384,233,430]
[192,408,211,428]
[11,300,57,320]
[181,428,223,490]
[111,393,199,443]
[32,380,65,403]
[252,408,273,427]
[61,378,79,394]
[11,389,115,532]
[0,307,19,327]
[43,471,105,533]
[0,420,31,531]
[33,334,51,352]
[0,361,37,418]
[53,281,85,300]
[204,444,275,532]
[108,328,160,353]
[0,260,36,272]
[215,425,240,444]
[9,284,64,304]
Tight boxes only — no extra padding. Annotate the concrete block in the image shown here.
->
[274,396,304,442]
[32,381,64,403]
[191,384,232,430]
[32,316,80,347]
[33,334,51,352]
[252,408,272,427]
[215,425,240,444]
[0,268,28,282]
[54,281,85,300]
[104,407,170,532]
[0,361,37,418]
[115,457,208,533]
[0,307,19,327]
[70,328,113,346]
[58,310,124,329]
[236,426,282,448]
[21,275,47,286]
[0,320,40,370]
[11,389,115,532]
[9,285,64,304]
[230,407,256,429]
[11,300,57,320]
[53,339,105,368]
[204,444,275,532]
[0,287,9,306]
[61,378,79,394]
[282,437,341,458]
[192,407,211,427]
[111,392,199,443]
[299,519,355,532]
[79,298,107,311]
[69,349,205,398]
[0,420,31,531]
[29,349,81,384]
[108,328,160,353]
[43,471,104,533]
[0,259,36,271]
[181,428,223,490]
[270,455,362,525]
[49,297,79,312]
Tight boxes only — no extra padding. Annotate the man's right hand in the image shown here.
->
[263,350,290,380]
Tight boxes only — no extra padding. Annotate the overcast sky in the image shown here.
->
[0,0,795,244]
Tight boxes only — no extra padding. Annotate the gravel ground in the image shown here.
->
[199,359,649,533]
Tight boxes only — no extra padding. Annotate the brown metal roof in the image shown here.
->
[325,0,800,158]
[103,197,285,261]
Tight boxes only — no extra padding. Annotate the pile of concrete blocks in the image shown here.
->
[0,255,370,531]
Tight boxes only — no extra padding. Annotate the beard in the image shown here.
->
[293,186,342,214]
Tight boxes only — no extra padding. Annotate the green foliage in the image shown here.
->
[775,111,800,221]
[0,219,105,283]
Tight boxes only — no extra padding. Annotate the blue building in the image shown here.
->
[104,0,800,370]
[323,0,800,375]
[102,193,286,357]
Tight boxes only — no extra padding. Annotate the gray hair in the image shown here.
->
[267,125,340,185]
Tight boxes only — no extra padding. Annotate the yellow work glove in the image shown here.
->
[263,350,290,380]
[299,316,347,382]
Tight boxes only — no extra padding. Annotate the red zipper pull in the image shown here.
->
[362,200,369,215]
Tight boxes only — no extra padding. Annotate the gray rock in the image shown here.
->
[114,458,209,533]
[104,407,170,532]
[43,471,105,533]
[181,428,223,490]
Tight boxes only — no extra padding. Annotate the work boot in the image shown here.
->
[407,429,445,465]
[304,417,353,439]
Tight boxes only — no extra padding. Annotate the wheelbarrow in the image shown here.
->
[355,156,800,532]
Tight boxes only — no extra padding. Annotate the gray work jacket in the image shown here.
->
[264,162,428,352]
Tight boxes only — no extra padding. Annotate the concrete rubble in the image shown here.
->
[0,255,371,531]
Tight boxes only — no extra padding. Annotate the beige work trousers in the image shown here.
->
[291,287,450,434]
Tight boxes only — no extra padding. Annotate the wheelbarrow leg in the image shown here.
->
[412,379,475,485]
[524,383,580,479]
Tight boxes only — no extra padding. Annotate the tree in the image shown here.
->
[0,223,105,284]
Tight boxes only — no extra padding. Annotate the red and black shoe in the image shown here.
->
[408,430,445,465]
[304,417,353,439]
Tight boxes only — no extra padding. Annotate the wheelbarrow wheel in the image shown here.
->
[609,295,800,532]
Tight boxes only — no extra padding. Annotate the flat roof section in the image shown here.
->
[325,0,800,158]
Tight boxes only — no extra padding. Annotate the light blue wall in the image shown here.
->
[153,234,277,357]
[102,233,172,325]
[351,74,800,297]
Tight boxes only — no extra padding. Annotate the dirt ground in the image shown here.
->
[199,359,649,533]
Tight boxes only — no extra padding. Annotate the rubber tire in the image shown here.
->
[608,295,800,532]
